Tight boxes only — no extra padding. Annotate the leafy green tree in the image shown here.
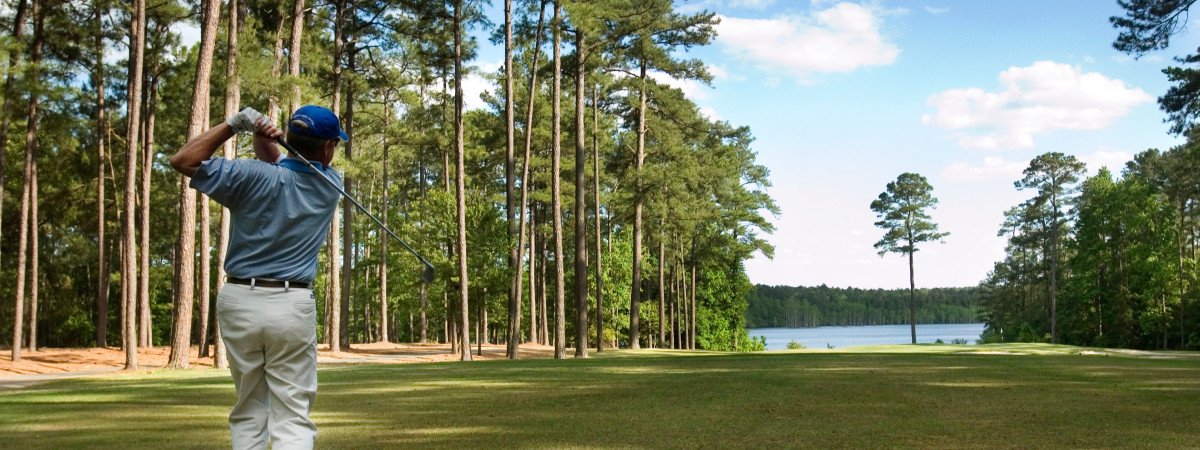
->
[870,172,949,344]
[1015,152,1086,343]
[1112,0,1200,134]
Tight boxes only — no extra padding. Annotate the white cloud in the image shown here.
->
[648,70,710,101]
[699,106,724,121]
[461,61,501,111]
[924,6,949,14]
[730,0,775,8]
[1078,150,1134,175]
[715,2,900,80]
[942,156,1026,182]
[923,61,1153,150]
[707,64,729,79]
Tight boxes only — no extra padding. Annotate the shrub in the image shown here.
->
[786,340,806,349]
[951,338,969,345]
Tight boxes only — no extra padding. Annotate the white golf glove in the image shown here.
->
[226,107,263,134]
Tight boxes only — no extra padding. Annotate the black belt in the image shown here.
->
[227,277,310,289]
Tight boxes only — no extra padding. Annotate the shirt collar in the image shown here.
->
[279,157,326,173]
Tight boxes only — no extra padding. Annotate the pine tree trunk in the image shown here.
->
[124,0,145,370]
[593,85,603,352]
[139,70,158,348]
[529,205,538,343]
[573,30,589,358]
[340,22,356,350]
[453,0,472,361]
[11,0,42,363]
[379,100,390,343]
[550,0,565,359]
[909,244,916,344]
[630,57,647,350]
[267,0,284,122]
[658,238,665,348]
[504,0,520,359]
[518,1,546,347]
[93,0,109,349]
[418,128,427,344]
[690,237,697,349]
[288,0,305,115]
[168,0,220,369]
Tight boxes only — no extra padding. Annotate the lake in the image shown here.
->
[749,323,987,350]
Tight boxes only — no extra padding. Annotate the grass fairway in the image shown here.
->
[2,344,1199,448]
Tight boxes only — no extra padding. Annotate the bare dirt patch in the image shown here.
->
[1,342,557,377]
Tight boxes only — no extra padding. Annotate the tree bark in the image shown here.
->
[573,29,589,358]
[267,0,284,122]
[419,110,427,344]
[504,0,521,359]
[139,66,158,348]
[11,0,39,363]
[690,237,697,349]
[168,0,220,369]
[124,0,145,370]
[550,0,565,359]
[379,99,390,343]
[630,57,647,349]
[909,237,916,344]
[288,0,305,115]
[24,2,43,354]
[593,85,603,352]
[516,0,546,347]
[658,237,665,348]
[340,12,356,350]
[453,0,472,361]
[93,0,108,348]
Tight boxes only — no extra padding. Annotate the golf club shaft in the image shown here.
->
[273,136,435,274]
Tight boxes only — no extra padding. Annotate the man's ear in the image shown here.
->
[322,140,338,165]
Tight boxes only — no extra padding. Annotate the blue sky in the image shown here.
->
[467,0,1200,289]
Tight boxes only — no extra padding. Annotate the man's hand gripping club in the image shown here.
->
[169,107,283,177]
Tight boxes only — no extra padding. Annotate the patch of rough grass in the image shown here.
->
[2,346,1199,448]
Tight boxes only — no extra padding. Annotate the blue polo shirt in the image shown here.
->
[191,157,342,284]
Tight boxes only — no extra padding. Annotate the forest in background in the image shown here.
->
[745,285,980,329]
[0,0,779,367]
[977,3,1200,351]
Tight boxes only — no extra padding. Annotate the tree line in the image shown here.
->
[1,0,778,366]
[978,2,1200,350]
[745,285,980,329]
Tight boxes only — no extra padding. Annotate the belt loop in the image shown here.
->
[285,280,290,292]
[250,278,256,290]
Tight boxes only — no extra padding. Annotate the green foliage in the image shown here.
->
[785,340,805,349]
[981,146,1200,350]
[746,285,981,328]
[870,172,948,257]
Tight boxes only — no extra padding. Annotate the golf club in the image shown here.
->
[273,135,436,284]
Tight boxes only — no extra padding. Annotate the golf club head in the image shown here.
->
[421,265,435,284]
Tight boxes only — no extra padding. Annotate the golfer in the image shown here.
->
[170,105,346,450]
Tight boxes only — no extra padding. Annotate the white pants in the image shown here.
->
[216,283,319,450]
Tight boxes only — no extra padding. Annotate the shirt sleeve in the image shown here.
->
[190,158,254,209]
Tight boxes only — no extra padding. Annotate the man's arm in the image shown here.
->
[252,118,284,163]
[170,124,235,177]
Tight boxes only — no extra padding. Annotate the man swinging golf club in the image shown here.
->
[170,105,345,450]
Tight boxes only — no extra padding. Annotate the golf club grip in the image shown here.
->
[273,136,436,274]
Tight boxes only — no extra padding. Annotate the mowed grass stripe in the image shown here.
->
[1,345,1198,449]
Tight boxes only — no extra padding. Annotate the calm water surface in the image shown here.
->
[749,323,986,350]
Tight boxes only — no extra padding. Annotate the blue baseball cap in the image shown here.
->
[288,105,349,141]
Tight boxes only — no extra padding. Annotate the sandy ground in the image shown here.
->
[0,342,557,377]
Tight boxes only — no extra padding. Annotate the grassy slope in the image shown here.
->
[2,344,1199,449]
